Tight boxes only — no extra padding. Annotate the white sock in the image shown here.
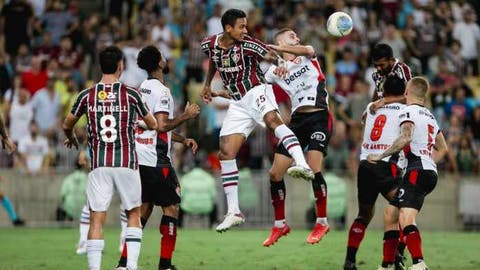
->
[120,208,127,246]
[316,217,328,225]
[220,159,240,214]
[125,227,143,269]
[274,125,308,167]
[87,239,104,270]
[274,219,286,228]
[79,205,90,244]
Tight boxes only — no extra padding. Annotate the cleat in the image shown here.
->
[395,253,406,270]
[113,267,127,270]
[287,165,314,181]
[13,218,25,226]
[262,224,291,247]
[343,260,357,270]
[408,261,428,270]
[76,241,87,255]
[161,265,178,270]
[377,265,395,270]
[306,223,329,244]
[215,212,245,232]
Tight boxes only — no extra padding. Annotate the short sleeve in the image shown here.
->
[242,35,269,60]
[201,36,212,56]
[70,89,89,117]
[153,88,171,114]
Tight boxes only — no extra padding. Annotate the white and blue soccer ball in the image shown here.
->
[326,11,353,37]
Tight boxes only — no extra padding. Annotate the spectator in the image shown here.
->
[7,88,33,145]
[15,43,32,73]
[456,136,478,174]
[324,121,350,175]
[17,121,50,175]
[21,56,49,96]
[379,24,406,61]
[468,106,480,144]
[31,78,61,141]
[444,86,474,122]
[338,79,371,127]
[41,0,78,45]
[452,8,480,76]
[0,53,13,97]
[59,158,87,220]
[206,3,223,36]
[151,16,175,60]
[0,0,33,56]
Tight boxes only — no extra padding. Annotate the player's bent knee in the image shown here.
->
[268,169,283,182]
[264,111,283,130]
[163,204,179,218]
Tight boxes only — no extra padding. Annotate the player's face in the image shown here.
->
[280,31,300,46]
[227,18,248,41]
[373,57,393,75]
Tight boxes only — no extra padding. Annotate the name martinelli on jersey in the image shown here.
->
[88,105,128,112]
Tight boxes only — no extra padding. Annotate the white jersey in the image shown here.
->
[399,104,440,172]
[135,78,174,167]
[360,102,406,164]
[264,54,328,113]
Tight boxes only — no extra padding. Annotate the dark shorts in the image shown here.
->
[276,109,333,157]
[390,169,437,211]
[357,160,402,205]
[139,165,181,207]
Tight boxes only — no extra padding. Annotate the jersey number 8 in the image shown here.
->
[370,114,386,141]
[100,115,118,143]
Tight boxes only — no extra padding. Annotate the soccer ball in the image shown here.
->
[326,11,353,37]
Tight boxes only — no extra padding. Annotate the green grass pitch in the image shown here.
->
[0,227,479,269]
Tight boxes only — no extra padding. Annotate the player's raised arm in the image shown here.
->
[267,44,315,58]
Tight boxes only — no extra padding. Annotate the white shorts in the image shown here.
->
[86,167,141,212]
[220,84,279,137]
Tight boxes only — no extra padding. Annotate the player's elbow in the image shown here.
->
[305,46,315,57]
[156,122,169,133]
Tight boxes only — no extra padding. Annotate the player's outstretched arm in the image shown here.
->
[267,44,315,58]
[62,113,80,149]
[367,121,414,163]
[156,102,200,133]
[142,112,158,130]
[433,131,448,163]
[172,131,198,155]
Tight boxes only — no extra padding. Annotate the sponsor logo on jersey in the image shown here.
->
[243,41,266,55]
[97,91,116,102]
[218,65,243,73]
[284,65,311,85]
[98,90,107,100]
[140,88,151,94]
[310,131,326,142]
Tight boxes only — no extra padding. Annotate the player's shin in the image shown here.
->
[270,179,286,227]
[87,239,104,270]
[159,215,178,270]
[382,230,400,267]
[125,227,143,269]
[312,172,328,224]
[345,218,368,263]
[274,125,308,168]
[220,159,240,214]
[403,225,424,264]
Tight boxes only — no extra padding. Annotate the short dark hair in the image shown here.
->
[98,46,123,74]
[383,75,406,97]
[137,45,162,73]
[221,9,246,30]
[371,43,394,61]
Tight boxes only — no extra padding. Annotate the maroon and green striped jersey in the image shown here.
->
[201,34,269,100]
[70,82,149,170]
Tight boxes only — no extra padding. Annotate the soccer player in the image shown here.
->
[0,114,23,226]
[63,45,157,270]
[260,28,332,246]
[343,75,407,270]
[367,77,448,270]
[370,43,412,112]
[115,45,200,270]
[201,9,313,233]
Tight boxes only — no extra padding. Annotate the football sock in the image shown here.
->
[125,227,143,269]
[274,125,308,167]
[270,180,286,227]
[398,228,406,255]
[312,172,328,220]
[382,230,400,267]
[79,205,90,244]
[404,225,423,264]
[346,218,368,262]
[120,208,127,248]
[159,215,177,270]
[220,159,240,214]
[117,242,128,267]
[1,196,17,221]
[87,239,104,270]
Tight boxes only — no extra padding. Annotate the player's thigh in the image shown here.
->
[140,165,180,207]
[357,160,380,206]
[397,170,438,211]
[377,163,402,202]
[87,167,115,212]
[243,84,280,128]
[112,168,142,211]
[219,102,257,138]
[304,110,333,158]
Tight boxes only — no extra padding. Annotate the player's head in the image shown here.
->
[137,45,166,74]
[274,28,300,46]
[221,9,248,41]
[382,75,405,97]
[405,76,429,101]
[371,43,395,75]
[98,45,124,76]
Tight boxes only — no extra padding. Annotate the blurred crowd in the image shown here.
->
[0,0,479,178]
